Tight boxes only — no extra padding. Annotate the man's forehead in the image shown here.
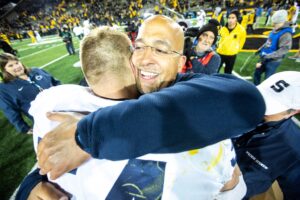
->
[135,38,172,48]
[136,16,184,51]
[136,27,178,47]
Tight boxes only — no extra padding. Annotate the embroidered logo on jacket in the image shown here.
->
[35,75,43,80]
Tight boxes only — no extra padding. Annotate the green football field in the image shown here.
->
[0,31,299,199]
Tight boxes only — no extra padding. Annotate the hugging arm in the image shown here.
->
[76,73,265,160]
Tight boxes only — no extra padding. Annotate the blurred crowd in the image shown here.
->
[0,0,294,42]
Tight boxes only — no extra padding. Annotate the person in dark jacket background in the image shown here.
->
[0,53,60,134]
[0,39,18,56]
[61,25,75,55]
[182,19,221,75]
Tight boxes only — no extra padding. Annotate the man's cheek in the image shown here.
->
[130,60,138,75]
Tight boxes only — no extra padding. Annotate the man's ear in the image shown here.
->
[177,55,187,72]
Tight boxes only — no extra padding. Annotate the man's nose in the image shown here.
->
[142,46,155,56]
[139,47,156,64]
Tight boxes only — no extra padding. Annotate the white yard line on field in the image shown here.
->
[232,70,252,80]
[27,39,62,46]
[292,117,300,127]
[19,43,64,59]
[40,48,79,69]
[14,37,62,51]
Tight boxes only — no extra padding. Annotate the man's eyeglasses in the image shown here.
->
[133,44,182,57]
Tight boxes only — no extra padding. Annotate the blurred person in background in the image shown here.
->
[0,39,18,56]
[27,29,37,44]
[253,10,292,85]
[288,1,299,33]
[0,53,60,134]
[217,10,246,74]
[182,19,221,74]
[61,25,75,55]
[288,39,300,63]
[73,23,84,40]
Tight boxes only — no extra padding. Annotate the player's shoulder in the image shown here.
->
[31,84,90,109]
[40,84,89,97]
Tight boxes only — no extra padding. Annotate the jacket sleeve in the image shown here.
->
[206,54,221,74]
[264,32,292,60]
[190,54,220,75]
[0,91,30,133]
[239,27,247,51]
[75,73,266,160]
[15,168,48,200]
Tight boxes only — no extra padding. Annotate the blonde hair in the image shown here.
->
[80,27,133,85]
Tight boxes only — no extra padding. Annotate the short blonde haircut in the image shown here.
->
[80,27,133,85]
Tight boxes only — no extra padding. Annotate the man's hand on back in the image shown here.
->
[37,112,91,180]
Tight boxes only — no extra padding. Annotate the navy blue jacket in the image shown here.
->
[16,168,48,200]
[190,51,221,74]
[0,68,60,133]
[233,118,300,199]
[76,73,266,160]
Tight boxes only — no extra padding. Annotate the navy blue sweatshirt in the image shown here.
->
[234,118,300,199]
[0,68,60,133]
[76,73,266,160]
[190,50,221,74]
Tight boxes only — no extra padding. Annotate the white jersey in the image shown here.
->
[83,19,91,36]
[30,84,246,200]
[73,26,84,36]
[196,10,206,28]
[34,31,42,42]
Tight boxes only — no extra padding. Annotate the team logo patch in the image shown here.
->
[35,75,43,80]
